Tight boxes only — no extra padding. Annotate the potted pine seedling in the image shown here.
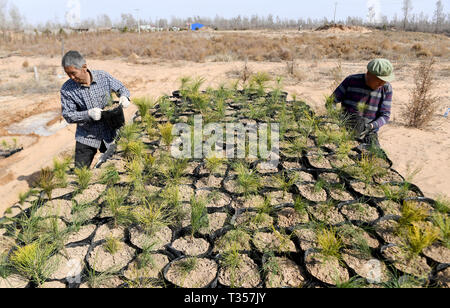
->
[102,95,125,131]
[218,246,261,288]
[304,227,349,286]
[9,240,59,287]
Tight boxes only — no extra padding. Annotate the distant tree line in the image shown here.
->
[0,0,448,34]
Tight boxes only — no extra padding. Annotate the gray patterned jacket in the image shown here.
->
[61,70,130,149]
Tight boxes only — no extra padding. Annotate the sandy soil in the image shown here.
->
[0,53,449,215]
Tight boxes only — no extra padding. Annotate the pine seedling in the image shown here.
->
[74,166,92,192]
[36,167,57,200]
[234,162,261,197]
[133,97,154,119]
[205,156,225,174]
[53,156,71,188]
[431,212,450,249]
[294,196,308,215]
[272,172,298,197]
[99,163,120,186]
[132,199,174,236]
[404,222,439,256]
[317,227,343,259]
[159,122,174,147]
[177,257,198,276]
[397,201,430,231]
[103,236,122,255]
[190,196,209,236]
[9,241,58,287]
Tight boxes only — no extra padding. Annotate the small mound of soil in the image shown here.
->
[171,236,210,256]
[264,256,307,288]
[218,254,261,288]
[165,257,218,288]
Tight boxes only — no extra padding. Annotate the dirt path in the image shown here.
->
[0,56,449,215]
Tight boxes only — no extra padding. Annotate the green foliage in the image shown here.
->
[132,198,175,235]
[177,257,198,275]
[9,241,58,286]
[99,163,120,186]
[52,156,71,188]
[317,227,343,259]
[103,236,122,255]
[133,97,154,119]
[74,166,92,192]
[431,212,450,248]
[272,172,297,196]
[105,187,133,227]
[397,201,430,231]
[159,122,174,147]
[205,156,225,173]
[36,167,57,200]
[404,223,439,256]
[190,196,209,236]
[234,162,261,196]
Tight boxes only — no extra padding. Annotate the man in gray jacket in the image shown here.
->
[60,50,131,168]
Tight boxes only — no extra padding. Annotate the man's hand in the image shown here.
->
[88,108,102,121]
[359,122,374,139]
[120,96,131,109]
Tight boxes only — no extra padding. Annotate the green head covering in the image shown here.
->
[367,58,395,82]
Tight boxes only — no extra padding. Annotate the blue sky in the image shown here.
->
[9,0,450,25]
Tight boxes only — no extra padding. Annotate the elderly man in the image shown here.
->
[61,50,131,168]
[331,58,394,147]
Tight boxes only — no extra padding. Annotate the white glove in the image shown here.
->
[88,108,102,121]
[120,96,131,109]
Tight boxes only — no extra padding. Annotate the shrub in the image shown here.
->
[403,58,439,129]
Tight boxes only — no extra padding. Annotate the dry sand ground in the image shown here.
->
[0,53,449,215]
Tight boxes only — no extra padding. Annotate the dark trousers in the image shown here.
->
[75,141,107,169]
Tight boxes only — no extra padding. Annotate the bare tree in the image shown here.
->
[433,0,444,33]
[402,0,413,30]
[0,0,7,31]
[97,14,112,28]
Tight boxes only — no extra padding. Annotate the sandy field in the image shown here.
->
[0,38,449,215]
